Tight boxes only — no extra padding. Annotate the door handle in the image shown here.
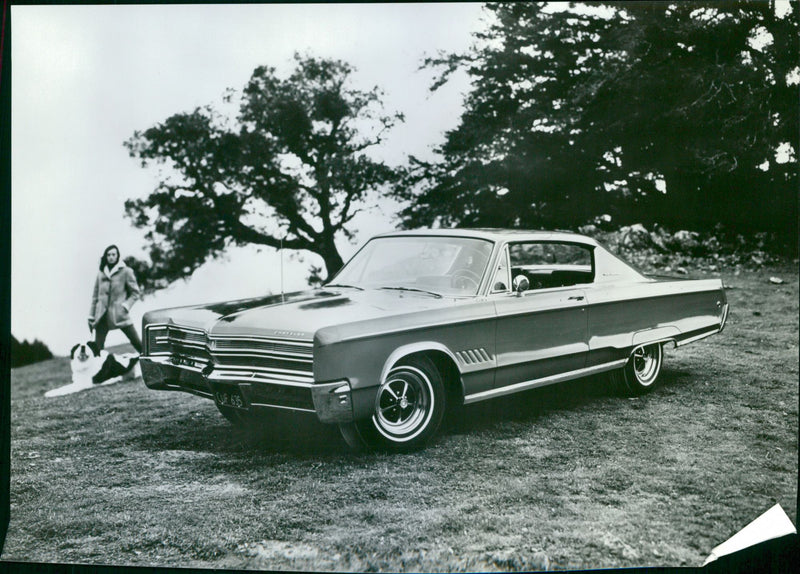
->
[568,295,585,301]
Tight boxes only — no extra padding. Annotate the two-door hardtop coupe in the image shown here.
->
[139,229,728,451]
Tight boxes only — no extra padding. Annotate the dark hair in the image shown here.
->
[99,244,120,270]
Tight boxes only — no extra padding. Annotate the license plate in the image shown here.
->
[171,355,199,368]
[214,386,247,409]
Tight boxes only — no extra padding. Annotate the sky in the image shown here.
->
[11,3,487,355]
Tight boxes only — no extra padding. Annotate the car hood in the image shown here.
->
[147,287,458,340]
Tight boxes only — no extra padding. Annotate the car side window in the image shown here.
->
[490,246,511,293]
[508,242,594,290]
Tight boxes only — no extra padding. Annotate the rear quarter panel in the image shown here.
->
[585,278,726,366]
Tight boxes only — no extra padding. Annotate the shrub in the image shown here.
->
[11,335,54,368]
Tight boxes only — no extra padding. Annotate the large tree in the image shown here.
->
[125,54,403,290]
[581,1,798,234]
[401,2,798,241]
[399,2,627,230]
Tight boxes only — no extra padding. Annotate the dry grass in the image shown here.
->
[2,265,797,571]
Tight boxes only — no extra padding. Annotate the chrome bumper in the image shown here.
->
[719,302,730,332]
[309,380,354,424]
[139,356,354,423]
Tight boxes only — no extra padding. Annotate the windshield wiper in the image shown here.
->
[378,286,443,299]
[325,283,364,291]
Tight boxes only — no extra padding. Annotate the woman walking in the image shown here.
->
[88,244,142,353]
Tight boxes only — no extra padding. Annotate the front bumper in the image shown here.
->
[139,356,354,423]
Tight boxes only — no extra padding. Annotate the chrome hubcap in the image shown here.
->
[632,344,660,385]
[373,366,434,442]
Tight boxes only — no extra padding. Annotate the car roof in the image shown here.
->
[374,228,601,247]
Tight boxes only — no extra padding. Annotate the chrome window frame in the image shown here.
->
[488,244,512,295]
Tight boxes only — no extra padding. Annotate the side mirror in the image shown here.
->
[512,275,529,295]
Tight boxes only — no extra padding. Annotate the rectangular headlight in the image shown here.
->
[145,326,169,355]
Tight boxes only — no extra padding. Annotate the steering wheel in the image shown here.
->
[450,269,481,291]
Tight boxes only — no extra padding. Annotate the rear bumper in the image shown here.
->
[719,302,730,333]
[139,356,355,423]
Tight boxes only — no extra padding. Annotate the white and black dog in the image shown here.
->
[45,341,140,398]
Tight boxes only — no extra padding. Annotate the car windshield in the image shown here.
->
[330,236,494,297]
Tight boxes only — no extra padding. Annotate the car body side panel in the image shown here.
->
[585,279,726,366]
[313,299,497,420]
[492,288,588,387]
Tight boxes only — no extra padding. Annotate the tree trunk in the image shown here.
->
[318,235,345,281]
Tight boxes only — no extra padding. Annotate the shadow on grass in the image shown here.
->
[132,408,352,458]
[443,367,697,436]
[130,367,700,457]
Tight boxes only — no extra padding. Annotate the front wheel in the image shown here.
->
[609,343,663,395]
[339,356,445,452]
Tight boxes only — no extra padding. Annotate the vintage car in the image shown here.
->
[139,229,728,451]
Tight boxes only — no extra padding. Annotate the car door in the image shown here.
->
[491,241,590,390]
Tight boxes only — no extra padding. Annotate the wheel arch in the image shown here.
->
[631,326,680,350]
[626,338,674,362]
[379,342,464,403]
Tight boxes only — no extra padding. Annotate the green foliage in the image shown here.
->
[125,54,403,289]
[11,334,54,368]
[401,2,798,245]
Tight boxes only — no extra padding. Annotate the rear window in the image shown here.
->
[510,243,592,268]
[504,241,594,291]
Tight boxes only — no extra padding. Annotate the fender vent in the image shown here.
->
[456,348,492,365]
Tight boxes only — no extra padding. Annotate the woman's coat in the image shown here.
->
[89,262,141,329]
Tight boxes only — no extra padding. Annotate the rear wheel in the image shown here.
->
[609,343,663,395]
[339,355,445,452]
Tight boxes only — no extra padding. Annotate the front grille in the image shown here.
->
[145,324,314,387]
[146,325,211,368]
[169,328,206,344]
[146,326,167,354]
[147,325,206,353]
[213,354,312,373]
[213,338,311,356]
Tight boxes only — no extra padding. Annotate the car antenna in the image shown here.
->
[280,235,285,304]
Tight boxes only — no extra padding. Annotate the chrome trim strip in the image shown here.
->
[212,351,312,363]
[211,334,313,346]
[154,337,207,350]
[144,352,314,390]
[675,328,720,347]
[209,363,313,378]
[208,371,314,387]
[719,303,730,332]
[147,351,209,361]
[146,323,205,335]
[463,359,627,405]
[161,383,213,398]
[248,402,316,413]
[627,336,678,351]
[145,323,314,347]
[142,355,209,372]
[487,244,511,295]
[212,348,312,359]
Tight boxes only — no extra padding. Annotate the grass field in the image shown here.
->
[2,265,797,571]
